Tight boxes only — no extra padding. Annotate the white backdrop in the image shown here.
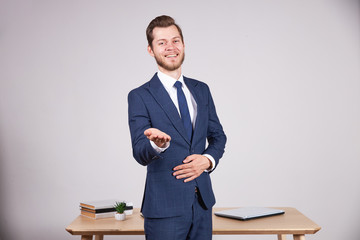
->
[0,1,359,240]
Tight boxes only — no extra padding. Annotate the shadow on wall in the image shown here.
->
[0,137,12,240]
[0,138,5,239]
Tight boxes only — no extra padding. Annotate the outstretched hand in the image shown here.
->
[173,155,211,182]
[144,128,171,148]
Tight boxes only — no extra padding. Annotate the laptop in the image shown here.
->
[214,207,285,220]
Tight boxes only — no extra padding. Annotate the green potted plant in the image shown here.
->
[114,201,127,220]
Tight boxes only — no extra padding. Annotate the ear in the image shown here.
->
[147,45,154,57]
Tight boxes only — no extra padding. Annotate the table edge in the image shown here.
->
[66,207,321,236]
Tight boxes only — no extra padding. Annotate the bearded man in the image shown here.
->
[128,15,227,240]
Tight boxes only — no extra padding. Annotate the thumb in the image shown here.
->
[183,155,195,163]
[144,129,152,137]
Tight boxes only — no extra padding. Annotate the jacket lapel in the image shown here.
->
[147,74,191,145]
[184,77,204,146]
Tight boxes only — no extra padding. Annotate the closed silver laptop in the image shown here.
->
[214,207,285,220]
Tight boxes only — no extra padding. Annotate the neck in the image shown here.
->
[158,66,182,80]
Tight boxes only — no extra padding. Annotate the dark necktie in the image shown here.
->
[174,81,192,141]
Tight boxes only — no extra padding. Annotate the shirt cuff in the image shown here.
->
[203,154,216,172]
[150,140,170,153]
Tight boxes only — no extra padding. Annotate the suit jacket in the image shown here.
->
[128,73,226,218]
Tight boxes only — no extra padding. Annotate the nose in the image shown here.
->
[166,42,176,50]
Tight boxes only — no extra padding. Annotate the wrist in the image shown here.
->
[205,157,212,170]
[203,154,216,172]
[150,140,170,153]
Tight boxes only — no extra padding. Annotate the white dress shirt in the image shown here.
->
[149,70,216,171]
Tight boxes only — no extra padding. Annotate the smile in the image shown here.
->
[165,54,178,58]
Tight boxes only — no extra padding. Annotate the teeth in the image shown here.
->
[166,54,177,58]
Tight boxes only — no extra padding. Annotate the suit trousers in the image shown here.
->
[144,191,212,240]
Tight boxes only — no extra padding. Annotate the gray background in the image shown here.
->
[0,0,359,240]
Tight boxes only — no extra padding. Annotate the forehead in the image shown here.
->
[152,25,181,41]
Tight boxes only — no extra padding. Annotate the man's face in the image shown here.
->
[148,25,185,72]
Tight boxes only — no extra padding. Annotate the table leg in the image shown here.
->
[81,235,93,240]
[278,234,287,240]
[94,235,104,240]
[293,234,305,240]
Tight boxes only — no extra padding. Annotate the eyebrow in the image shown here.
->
[156,36,181,43]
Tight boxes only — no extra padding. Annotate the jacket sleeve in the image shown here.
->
[128,89,162,166]
[202,85,227,171]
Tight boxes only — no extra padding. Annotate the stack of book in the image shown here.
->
[80,199,119,219]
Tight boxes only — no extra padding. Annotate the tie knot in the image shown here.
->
[174,81,182,89]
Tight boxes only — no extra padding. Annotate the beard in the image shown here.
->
[154,52,185,72]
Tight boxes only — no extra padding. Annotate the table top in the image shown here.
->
[66,207,321,236]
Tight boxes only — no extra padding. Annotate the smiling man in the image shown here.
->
[148,25,185,75]
[128,15,226,240]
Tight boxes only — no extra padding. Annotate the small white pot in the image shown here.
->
[115,213,126,221]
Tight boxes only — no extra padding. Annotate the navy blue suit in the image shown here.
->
[128,73,226,220]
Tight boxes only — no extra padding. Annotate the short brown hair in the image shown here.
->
[146,15,184,48]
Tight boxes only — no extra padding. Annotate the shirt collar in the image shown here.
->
[157,71,184,90]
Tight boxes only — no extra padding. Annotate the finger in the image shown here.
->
[184,176,196,183]
[178,171,200,182]
[173,162,192,171]
[155,138,165,144]
[145,128,161,137]
[174,171,194,180]
[183,154,197,163]
[144,129,152,137]
[148,134,156,140]
[157,134,169,141]
[183,158,192,164]
[145,128,171,141]
[151,136,162,143]
[173,167,192,176]
[157,135,167,143]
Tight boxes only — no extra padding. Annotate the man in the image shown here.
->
[128,15,226,240]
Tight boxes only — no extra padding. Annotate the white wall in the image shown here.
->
[0,1,359,240]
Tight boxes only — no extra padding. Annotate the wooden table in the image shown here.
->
[66,207,321,240]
